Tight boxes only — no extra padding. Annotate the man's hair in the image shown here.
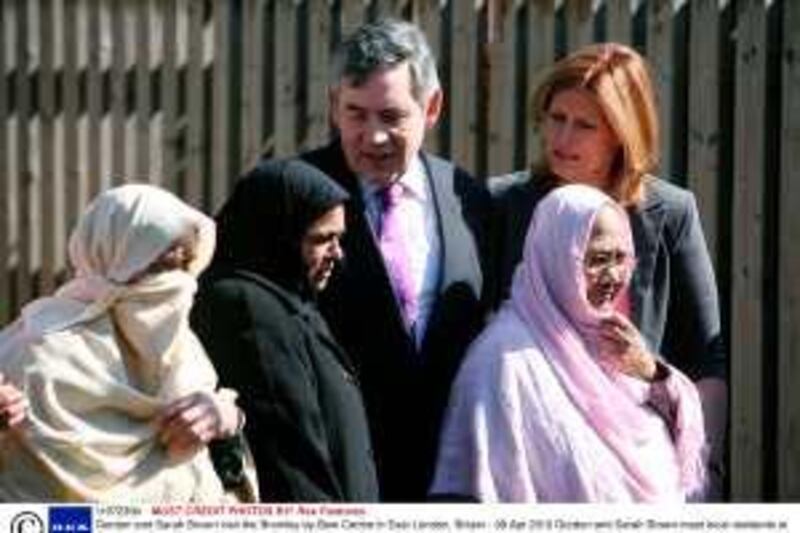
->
[331,19,440,101]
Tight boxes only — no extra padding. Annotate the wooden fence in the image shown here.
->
[1,0,798,502]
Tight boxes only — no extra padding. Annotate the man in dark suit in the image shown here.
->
[300,19,492,501]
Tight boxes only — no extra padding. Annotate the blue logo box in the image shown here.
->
[48,506,92,533]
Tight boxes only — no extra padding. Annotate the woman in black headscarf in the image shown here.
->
[191,159,378,502]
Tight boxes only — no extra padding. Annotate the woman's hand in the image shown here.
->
[0,373,27,430]
[596,312,659,382]
[155,389,241,461]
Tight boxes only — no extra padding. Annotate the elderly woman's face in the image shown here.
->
[543,88,621,189]
[301,205,346,292]
[584,206,632,311]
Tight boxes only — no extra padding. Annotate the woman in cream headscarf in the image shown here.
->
[0,183,241,502]
[431,184,707,502]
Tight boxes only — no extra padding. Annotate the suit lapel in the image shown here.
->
[628,188,665,326]
[422,154,456,292]
[322,142,414,341]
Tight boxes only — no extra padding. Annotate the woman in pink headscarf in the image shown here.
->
[430,184,707,502]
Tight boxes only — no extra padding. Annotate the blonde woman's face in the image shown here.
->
[542,88,621,189]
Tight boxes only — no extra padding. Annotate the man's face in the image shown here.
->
[301,205,346,292]
[330,62,441,186]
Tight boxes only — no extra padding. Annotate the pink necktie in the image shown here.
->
[378,183,418,329]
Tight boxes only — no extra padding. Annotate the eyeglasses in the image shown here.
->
[583,250,635,277]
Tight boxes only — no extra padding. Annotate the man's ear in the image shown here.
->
[424,89,443,130]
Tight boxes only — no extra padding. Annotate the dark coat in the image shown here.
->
[192,270,378,501]
[491,172,726,381]
[191,159,379,502]
[300,141,493,501]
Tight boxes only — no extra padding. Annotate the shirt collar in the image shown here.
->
[359,156,428,202]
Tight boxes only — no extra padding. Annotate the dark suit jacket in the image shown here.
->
[300,141,493,501]
[491,172,726,381]
[191,269,379,502]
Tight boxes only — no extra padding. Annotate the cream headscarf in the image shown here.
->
[0,184,226,502]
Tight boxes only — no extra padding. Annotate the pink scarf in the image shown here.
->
[509,184,706,501]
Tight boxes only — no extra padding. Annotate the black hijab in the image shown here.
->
[208,159,349,297]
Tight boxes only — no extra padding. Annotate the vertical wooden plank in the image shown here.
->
[778,0,800,501]
[210,0,232,211]
[273,0,297,157]
[161,0,179,193]
[134,0,151,179]
[414,0,442,71]
[110,0,127,181]
[646,0,674,176]
[124,0,138,180]
[373,0,402,19]
[0,0,9,322]
[341,0,369,37]
[605,0,631,45]
[38,0,58,293]
[27,0,42,295]
[306,0,333,150]
[5,0,21,318]
[687,0,720,266]
[372,0,389,19]
[449,0,478,173]
[240,0,254,166]
[52,0,67,283]
[526,0,555,167]
[147,0,161,186]
[486,0,517,175]
[15,0,33,305]
[185,0,204,205]
[63,0,84,245]
[86,0,104,197]
[241,0,266,169]
[415,0,443,155]
[730,0,766,502]
[565,0,593,53]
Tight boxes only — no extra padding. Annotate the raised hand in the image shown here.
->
[596,312,659,382]
[155,389,240,461]
[0,373,27,430]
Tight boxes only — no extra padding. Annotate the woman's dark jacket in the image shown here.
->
[191,159,379,501]
[491,172,726,382]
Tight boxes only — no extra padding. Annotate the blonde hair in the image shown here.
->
[532,43,659,206]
